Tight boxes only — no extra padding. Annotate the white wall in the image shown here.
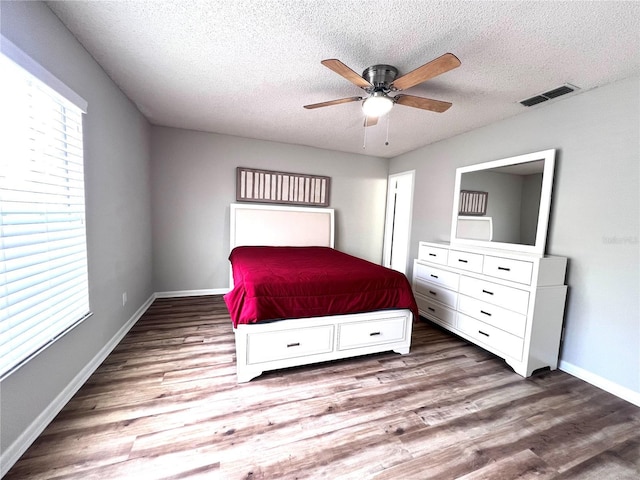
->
[150,127,389,293]
[0,1,154,470]
[391,76,640,398]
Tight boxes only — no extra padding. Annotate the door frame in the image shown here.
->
[382,170,415,274]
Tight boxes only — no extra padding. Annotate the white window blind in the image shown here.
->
[0,41,90,380]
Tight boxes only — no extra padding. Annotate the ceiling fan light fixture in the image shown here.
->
[362,93,393,117]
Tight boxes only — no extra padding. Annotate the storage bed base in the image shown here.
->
[233,309,413,383]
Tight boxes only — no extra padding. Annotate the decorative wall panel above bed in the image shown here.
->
[236,167,330,207]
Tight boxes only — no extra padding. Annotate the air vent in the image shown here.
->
[543,85,575,99]
[520,83,579,107]
[520,95,548,107]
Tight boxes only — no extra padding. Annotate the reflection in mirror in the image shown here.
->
[458,160,544,245]
[450,149,556,256]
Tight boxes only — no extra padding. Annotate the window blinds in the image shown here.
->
[0,42,90,380]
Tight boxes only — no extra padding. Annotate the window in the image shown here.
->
[0,37,90,380]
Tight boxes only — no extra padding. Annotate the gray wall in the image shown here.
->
[391,76,640,395]
[1,0,154,461]
[150,127,389,292]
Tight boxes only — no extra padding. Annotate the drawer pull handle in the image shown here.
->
[480,310,492,316]
[430,274,439,279]
[482,289,494,296]
[498,266,511,271]
[458,259,468,263]
[286,342,300,348]
[429,253,436,257]
[369,331,381,336]
[427,307,435,312]
[429,290,437,295]
[478,330,490,337]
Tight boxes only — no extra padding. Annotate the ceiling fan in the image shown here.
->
[304,53,461,126]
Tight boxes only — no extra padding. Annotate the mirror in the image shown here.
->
[450,149,556,255]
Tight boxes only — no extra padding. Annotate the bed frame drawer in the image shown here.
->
[247,325,334,364]
[338,317,407,350]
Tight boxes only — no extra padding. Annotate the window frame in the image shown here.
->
[0,36,91,380]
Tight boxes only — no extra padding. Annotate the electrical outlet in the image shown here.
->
[122,292,127,307]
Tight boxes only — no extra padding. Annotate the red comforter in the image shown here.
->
[224,246,418,327]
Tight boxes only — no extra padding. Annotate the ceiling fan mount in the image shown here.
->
[304,53,461,126]
[361,64,398,92]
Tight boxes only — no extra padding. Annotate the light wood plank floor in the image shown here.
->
[6,296,640,479]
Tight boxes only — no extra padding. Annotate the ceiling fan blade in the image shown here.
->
[321,59,373,89]
[364,116,378,127]
[391,53,461,91]
[394,94,452,113]
[303,96,363,109]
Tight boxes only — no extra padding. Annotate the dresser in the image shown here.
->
[413,241,567,377]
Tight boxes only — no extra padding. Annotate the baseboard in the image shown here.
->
[0,293,156,478]
[559,360,640,407]
[154,288,229,298]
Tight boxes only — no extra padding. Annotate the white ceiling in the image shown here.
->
[47,1,640,158]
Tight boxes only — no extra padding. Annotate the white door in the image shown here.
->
[383,171,414,274]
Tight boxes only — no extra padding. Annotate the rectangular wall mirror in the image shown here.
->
[450,149,556,256]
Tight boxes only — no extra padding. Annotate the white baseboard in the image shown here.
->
[559,360,640,407]
[154,288,229,298]
[0,293,156,478]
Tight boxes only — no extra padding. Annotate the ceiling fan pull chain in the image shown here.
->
[385,111,390,146]
[362,120,367,149]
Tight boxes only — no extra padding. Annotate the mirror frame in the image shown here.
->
[450,149,556,256]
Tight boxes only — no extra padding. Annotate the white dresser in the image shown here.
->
[413,241,567,377]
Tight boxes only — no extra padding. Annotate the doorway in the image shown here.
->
[383,170,414,274]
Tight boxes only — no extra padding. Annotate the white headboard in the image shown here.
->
[230,203,335,250]
[456,216,493,241]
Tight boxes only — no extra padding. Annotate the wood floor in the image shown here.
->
[6,295,640,479]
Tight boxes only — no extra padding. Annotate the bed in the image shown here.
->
[225,203,418,382]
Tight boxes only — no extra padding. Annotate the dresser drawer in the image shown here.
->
[483,255,533,285]
[247,325,334,364]
[457,313,524,361]
[459,276,530,314]
[448,250,484,273]
[458,294,527,337]
[415,294,456,328]
[418,243,449,265]
[338,316,407,350]
[413,279,458,308]
[414,262,459,290]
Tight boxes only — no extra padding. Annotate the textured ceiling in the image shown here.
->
[47,1,640,158]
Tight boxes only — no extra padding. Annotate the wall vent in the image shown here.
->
[520,83,580,107]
